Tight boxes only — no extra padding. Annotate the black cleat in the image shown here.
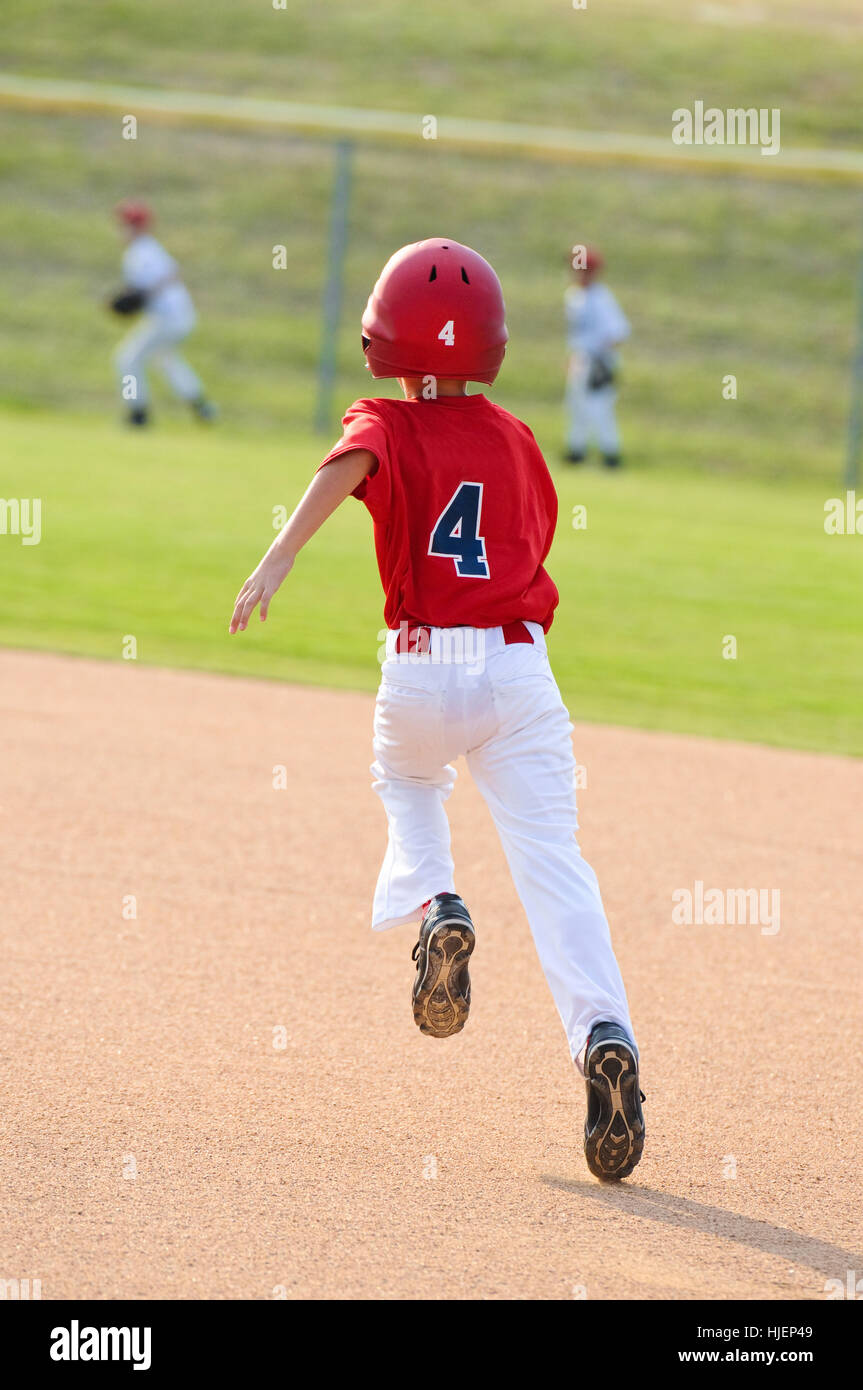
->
[191,397,218,422]
[127,407,149,427]
[602,453,622,468]
[563,449,586,464]
[583,1021,645,1181]
[411,893,475,1038]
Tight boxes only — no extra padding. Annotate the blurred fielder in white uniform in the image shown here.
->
[564,245,629,468]
[110,200,216,427]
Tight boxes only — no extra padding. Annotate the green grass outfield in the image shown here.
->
[4,0,862,146]
[2,408,861,756]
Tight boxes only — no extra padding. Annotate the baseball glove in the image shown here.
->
[587,355,616,391]
[108,288,147,316]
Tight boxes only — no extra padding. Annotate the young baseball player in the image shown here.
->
[564,244,630,467]
[110,200,216,427]
[230,239,644,1180]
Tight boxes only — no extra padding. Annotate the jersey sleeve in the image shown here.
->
[316,399,393,508]
[563,286,582,350]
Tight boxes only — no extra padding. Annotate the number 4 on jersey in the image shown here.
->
[428,482,490,578]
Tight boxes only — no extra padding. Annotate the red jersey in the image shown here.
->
[318,394,559,632]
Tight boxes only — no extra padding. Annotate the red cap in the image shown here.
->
[361,238,508,384]
[570,244,604,274]
[116,199,153,230]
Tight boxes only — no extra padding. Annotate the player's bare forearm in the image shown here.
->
[229,449,373,633]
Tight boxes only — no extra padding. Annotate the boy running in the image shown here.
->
[229,239,644,1180]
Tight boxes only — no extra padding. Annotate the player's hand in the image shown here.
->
[229,552,294,633]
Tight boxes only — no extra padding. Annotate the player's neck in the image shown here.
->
[399,377,469,400]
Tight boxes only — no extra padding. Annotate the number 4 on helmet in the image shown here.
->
[438,320,455,346]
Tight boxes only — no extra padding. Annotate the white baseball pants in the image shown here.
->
[565,360,621,457]
[114,312,203,407]
[370,623,635,1069]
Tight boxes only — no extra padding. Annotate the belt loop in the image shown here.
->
[394,623,431,655]
[502,621,534,646]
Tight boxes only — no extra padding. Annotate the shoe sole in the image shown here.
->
[412,921,475,1038]
[584,1040,644,1181]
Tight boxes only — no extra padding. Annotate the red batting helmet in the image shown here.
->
[116,199,153,230]
[361,238,508,384]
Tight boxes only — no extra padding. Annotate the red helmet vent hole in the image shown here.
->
[461,266,470,284]
[428,265,437,282]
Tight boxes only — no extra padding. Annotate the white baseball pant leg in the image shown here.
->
[566,362,621,457]
[115,314,203,407]
[370,626,635,1070]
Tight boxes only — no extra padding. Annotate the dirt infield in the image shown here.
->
[1,648,860,1301]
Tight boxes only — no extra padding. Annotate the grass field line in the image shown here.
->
[2,72,863,182]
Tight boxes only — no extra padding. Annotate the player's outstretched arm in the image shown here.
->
[229,449,373,634]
